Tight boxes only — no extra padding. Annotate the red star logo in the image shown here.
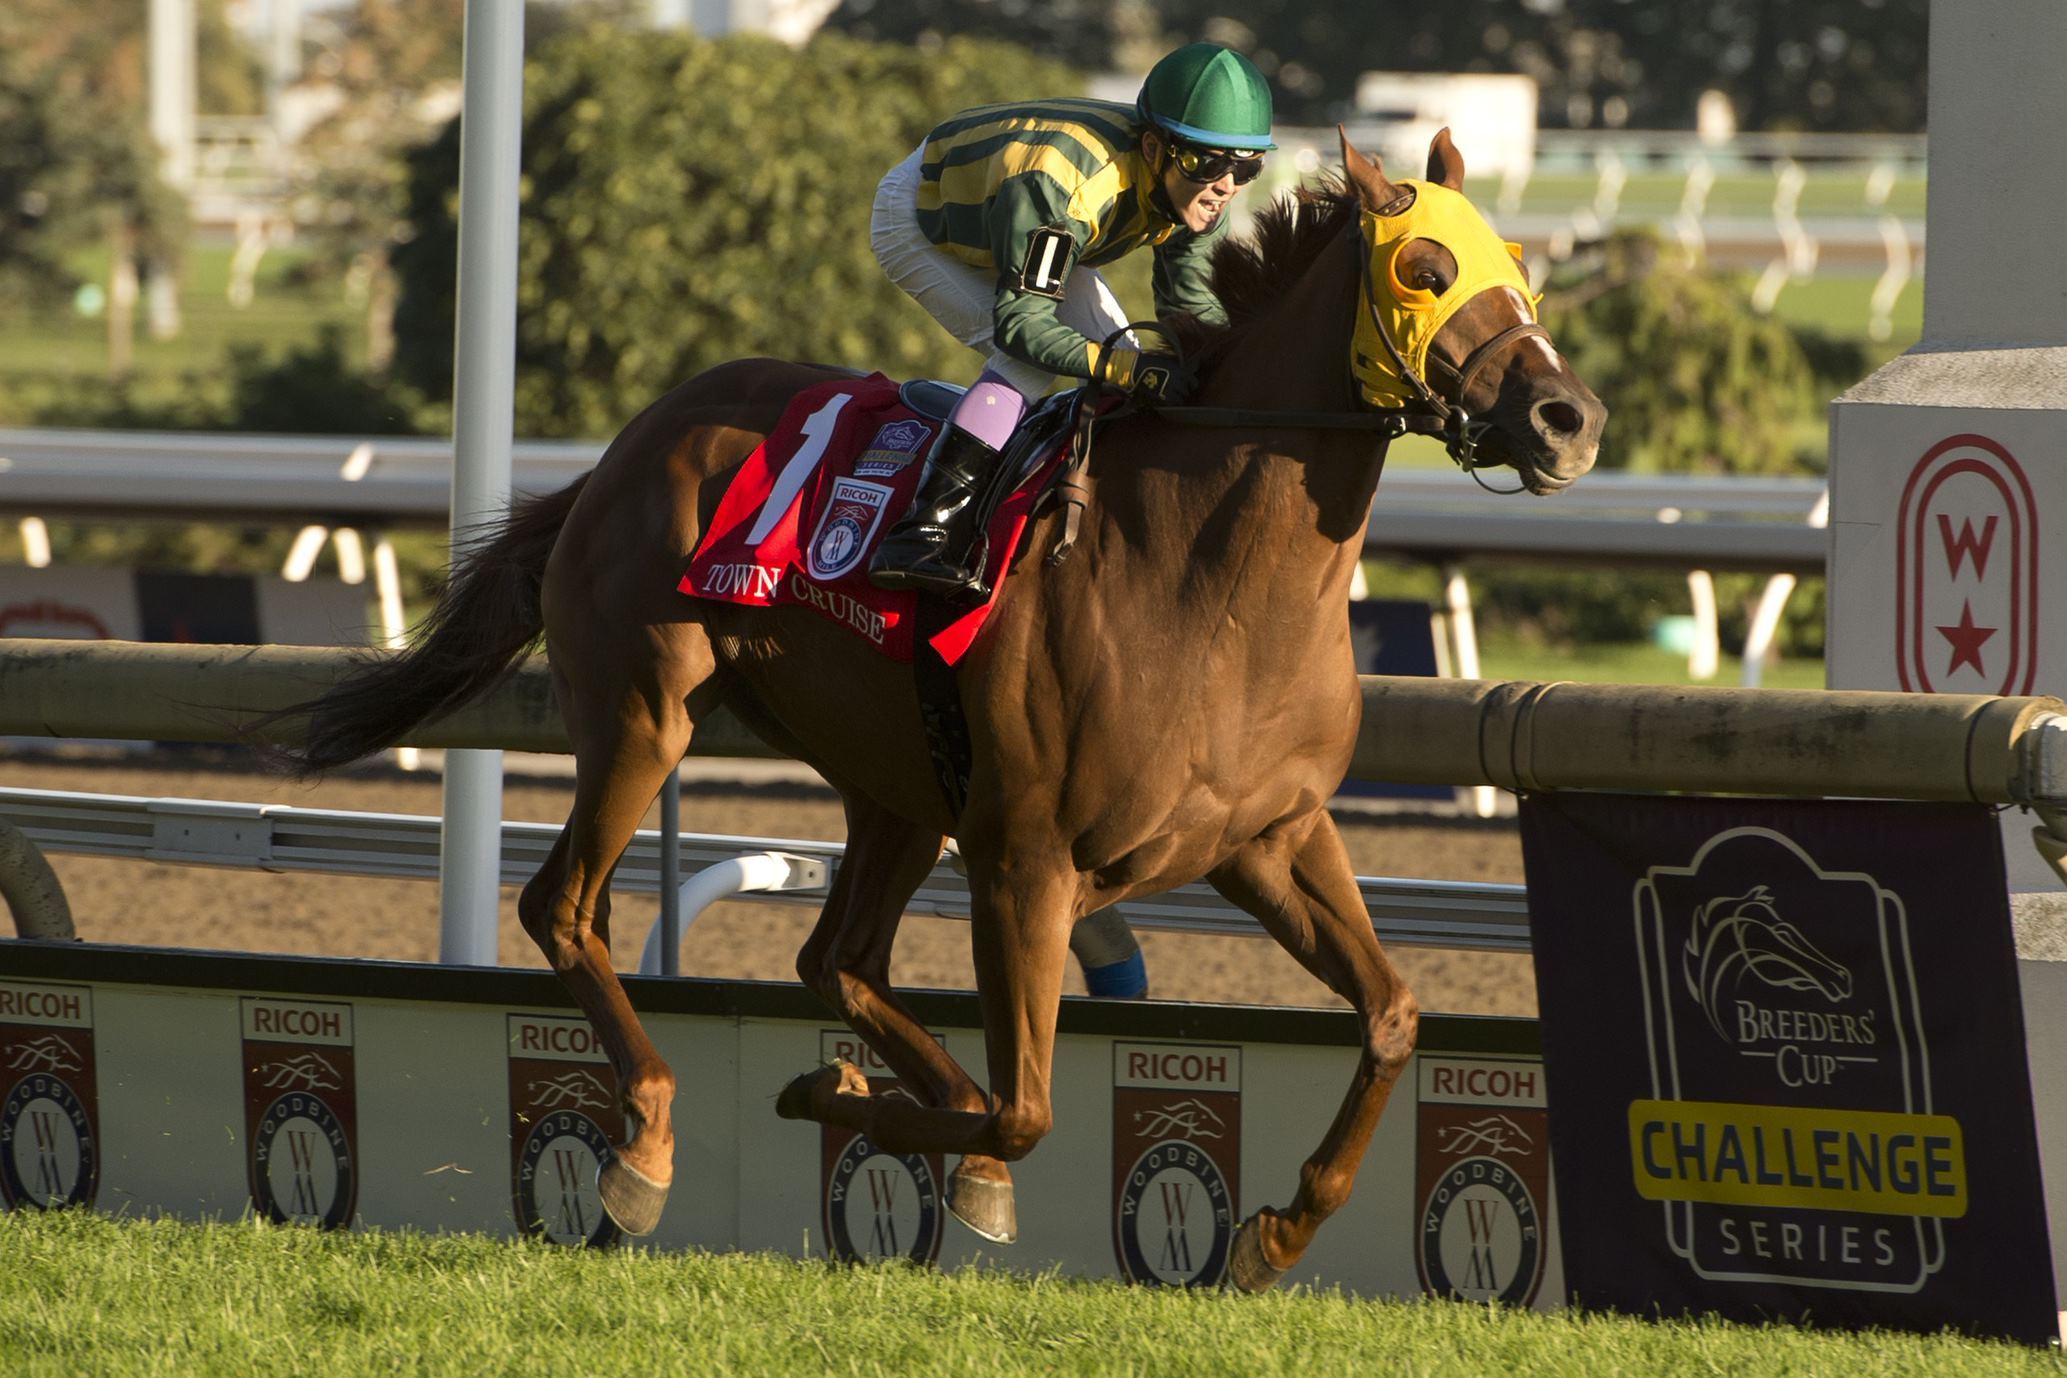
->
[1936,600,1996,677]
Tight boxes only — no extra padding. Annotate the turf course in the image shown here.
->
[0,1212,2052,1376]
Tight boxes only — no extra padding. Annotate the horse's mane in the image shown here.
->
[1159,178,1358,365]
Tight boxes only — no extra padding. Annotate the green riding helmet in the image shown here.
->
[1136,43,1276,152]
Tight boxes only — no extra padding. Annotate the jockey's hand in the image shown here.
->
[1100,346,1197,405]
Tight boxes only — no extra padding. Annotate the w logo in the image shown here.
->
[1896,434,2039,695]
[1459,1196,1502,1290]
[1937,514,1998,579]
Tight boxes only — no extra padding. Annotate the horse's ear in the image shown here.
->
[1339,124,1403,213]
[1426,127,1465,190]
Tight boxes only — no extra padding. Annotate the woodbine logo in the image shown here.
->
[507,1014,624,1249]
[1111,1042,1240,1288]
[1632,827,1957,1290]
[241,997,358,1230]
[0,981,97,1212]
[815,1031,943,1265]
[1415,1056,1550,1306]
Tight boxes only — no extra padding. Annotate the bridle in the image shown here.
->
[1119,218,1550,495]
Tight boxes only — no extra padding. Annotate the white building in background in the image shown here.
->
[645,0,842,44]
[1352,72,1538,179]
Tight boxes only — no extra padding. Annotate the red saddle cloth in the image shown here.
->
[679,373,1060,665]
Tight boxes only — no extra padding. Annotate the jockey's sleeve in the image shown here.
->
[986,181,1102,379]
[992,281,1099,379]
[1152,212,1232,327]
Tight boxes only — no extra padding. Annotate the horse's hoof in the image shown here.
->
[1227,1210,1287,1293]
[774,1068,823,1120]
[947,1161,1017,1243]
[596,1155,671,1237]
[775,1059,866,1121]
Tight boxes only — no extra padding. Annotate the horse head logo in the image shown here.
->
[1682,885,1853,1039]
[5,1035,82,1075]
[527,1071,611,1112]
[259,1053,342,1092]
[1435,1113,1535,1159]
[1133,1097,1227,1142]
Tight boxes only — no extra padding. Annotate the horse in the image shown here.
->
[278,128,1605,1290]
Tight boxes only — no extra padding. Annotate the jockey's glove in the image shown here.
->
[1099,346,1197,405]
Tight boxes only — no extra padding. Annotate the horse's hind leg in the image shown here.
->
[517,626,714,1236]
[785,796,1019,1241]
[777,852,1076,1172]
[1205,812,1420,1292]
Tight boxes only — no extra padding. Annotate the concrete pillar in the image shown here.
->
[1826,0,2067,892]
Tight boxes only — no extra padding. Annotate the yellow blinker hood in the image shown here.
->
[1351,180,1538,410]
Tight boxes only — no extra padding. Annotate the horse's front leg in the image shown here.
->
[1205,811,1420,1291]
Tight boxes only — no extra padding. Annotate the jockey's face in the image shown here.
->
[1143,132,1252,234]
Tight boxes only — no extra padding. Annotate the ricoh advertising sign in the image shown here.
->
[1111,1041,1241,1288]
[1521,793,2058,1344]
[0,982,98,1213]
[813,1029,944,1266]
[1415,1056,1551,1306]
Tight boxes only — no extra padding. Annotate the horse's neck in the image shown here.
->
[1158,229,1385,602]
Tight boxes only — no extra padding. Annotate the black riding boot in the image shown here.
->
[867,424,1001,596]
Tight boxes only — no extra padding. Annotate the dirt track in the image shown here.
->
[6,751,1537,1016]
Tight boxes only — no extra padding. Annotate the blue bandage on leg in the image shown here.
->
[1072,906,1148,999]
[1082,950,1149,999]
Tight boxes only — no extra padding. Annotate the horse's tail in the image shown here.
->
[272,475,590,775]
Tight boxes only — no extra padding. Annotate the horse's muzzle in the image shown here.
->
[1519,380,1607,493]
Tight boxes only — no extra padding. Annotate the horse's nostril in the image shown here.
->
[1534,399,1585,439]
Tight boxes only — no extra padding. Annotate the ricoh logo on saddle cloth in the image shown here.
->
[241,997,359,1230]
[507,1014,625,1249]
[680,374,1069,665]
[1630,827,1957,1292]
[814,1031,944,1265]
[1415,1056,1550,1306]
[807,477,894,582]
[1111,1042,1241,1288]
[0,982,98,1213]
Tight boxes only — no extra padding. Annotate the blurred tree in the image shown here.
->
[824,0,1165,72]
[823,0,1927,131]
[288,0,643,372]
[390,27,1078,437]
[0,6,187,372]
[288,0,468,372]
[1538,230,1820,476]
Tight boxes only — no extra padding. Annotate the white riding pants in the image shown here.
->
[871,146,1131,401]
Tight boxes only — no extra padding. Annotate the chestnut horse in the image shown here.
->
[281,130,1603,1289]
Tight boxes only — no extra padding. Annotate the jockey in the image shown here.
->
[867,42,1276,596]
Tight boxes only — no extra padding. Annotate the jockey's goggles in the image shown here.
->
[1168,140,1266,185]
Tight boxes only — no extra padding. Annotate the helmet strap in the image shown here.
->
[1141,131,1180,221]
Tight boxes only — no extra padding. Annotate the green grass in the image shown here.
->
[1460,170,1927,223]
[0,241,358,385]
[1475,634,1826,691]
[0,1211,2050,1377]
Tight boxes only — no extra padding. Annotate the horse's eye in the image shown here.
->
[1415,269,1448,293]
